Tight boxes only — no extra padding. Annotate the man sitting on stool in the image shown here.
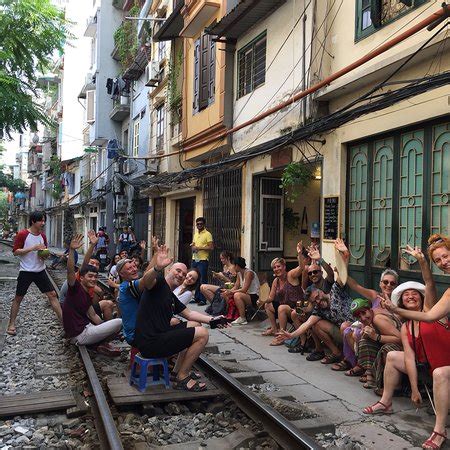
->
[134,244,216,392]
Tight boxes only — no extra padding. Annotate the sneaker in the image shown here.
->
[231,317,248,325]
[306,350,325,361]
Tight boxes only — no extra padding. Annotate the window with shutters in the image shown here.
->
[86,90,95,123]
[237,32,266,99]
[355,0,427,40]
[133,119,140,157]
[193,32,215,113]
[156,104,165,151]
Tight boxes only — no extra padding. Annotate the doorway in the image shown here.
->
[176,197,195,267]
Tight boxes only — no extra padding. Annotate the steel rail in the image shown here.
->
[198,355,323,450]
[46,269,124,450]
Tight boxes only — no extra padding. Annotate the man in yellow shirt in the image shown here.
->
[191,217,214,305]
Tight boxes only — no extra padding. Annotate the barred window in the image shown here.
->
[237,32,266,99]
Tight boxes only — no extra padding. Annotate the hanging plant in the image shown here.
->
[49,155,63,201]
[168,48,183,123]
[281,161,314,203]
[113,2,140,70]
[283,208,300,231]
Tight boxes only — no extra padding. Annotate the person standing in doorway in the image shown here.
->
[7,211,62,335]
[190,217,213,305]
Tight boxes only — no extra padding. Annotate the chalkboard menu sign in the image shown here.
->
[323,196,340,241]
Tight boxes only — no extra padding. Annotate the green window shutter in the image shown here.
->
[431,123,450,274]
[348,144,368,265]
[399,130,424,270]
[371,138,394,267]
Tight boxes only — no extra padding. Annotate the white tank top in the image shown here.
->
[238,269,260,295]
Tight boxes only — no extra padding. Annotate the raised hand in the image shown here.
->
[403,245,424,261]
[139,240,146,250]
[155,244,173,270]
[87,229,98,245]
[307,244,321,261]
[381,293,397,313]
[70,234,84,250]
[296,241,304,255]
[151,236,159,250]
[334,238,348,254]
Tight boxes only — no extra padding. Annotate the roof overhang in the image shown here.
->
[205,0,286,39]
[180,1,220,38]
[153,0,185,41]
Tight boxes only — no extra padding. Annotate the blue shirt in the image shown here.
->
[118,279,141,344]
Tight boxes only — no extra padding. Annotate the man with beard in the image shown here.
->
[274,282,353,363]
[133,245,217,391]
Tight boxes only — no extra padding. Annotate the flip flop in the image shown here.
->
[270,339,284,346]
[6,327,16,336]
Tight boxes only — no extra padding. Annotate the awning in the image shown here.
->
[153,0,185,41]
[205,0,286,39]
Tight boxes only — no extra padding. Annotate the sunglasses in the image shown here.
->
[308,270,320,276]
[381,279,397,287]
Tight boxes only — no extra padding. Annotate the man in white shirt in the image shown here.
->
[7,211,61,335]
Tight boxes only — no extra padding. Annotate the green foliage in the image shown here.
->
[0,0,69,138]
[283,208,300,231]
[0,171,27,193]
[48,155,63,200]
[168,48,183,122]
[113,3,140,70]
[281,161,314,203]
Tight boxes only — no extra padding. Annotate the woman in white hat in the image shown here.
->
[365,269,449,450]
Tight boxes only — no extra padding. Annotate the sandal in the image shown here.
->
[363,401,393,415]
[320,353,342,365]
[170,371,201,382]
[173,375,207,392]
[359,375,367,383]
[344,366,364,377]
[288,345,305,354]
[262,329,277,336]
[422,430,447,449]
[331,360,351,371]
[6,326,16,336]
[270,338,284,346]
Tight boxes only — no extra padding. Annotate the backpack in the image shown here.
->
[205,289,228,316]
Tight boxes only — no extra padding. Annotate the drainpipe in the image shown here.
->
[183,3,450,152]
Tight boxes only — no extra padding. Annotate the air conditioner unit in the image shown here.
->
[145,61,161,87]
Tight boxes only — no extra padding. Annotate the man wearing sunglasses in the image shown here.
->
[305,262,334,295]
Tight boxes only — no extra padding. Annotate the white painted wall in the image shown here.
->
[232,0,314,151]
[60,0,92,161]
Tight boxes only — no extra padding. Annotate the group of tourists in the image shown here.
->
[6,210,450,448]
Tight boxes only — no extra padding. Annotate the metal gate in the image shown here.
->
[152,197,166,244]
[203,169,242,274]
[133,198,149,242]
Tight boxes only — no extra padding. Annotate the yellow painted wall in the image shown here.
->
[182,2,227,158]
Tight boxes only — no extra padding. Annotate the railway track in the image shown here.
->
[0,239,322,449]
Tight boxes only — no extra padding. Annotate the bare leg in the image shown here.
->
[313,320,341,356]
[173,321,201,373]
[45,291,62,323]
[291,310,306,346]
[8,295,24,333]
[177,327,209,389]
[424,366,450,448]
[278,305,292,331]
[367,351,405,413]
[200,284,219,303]
[99,300,114,321]
[234,292,251,319]
[265,303,278,332]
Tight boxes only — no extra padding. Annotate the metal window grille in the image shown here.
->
[259,178,283,251]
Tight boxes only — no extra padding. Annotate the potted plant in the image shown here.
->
[281,161,314,203]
